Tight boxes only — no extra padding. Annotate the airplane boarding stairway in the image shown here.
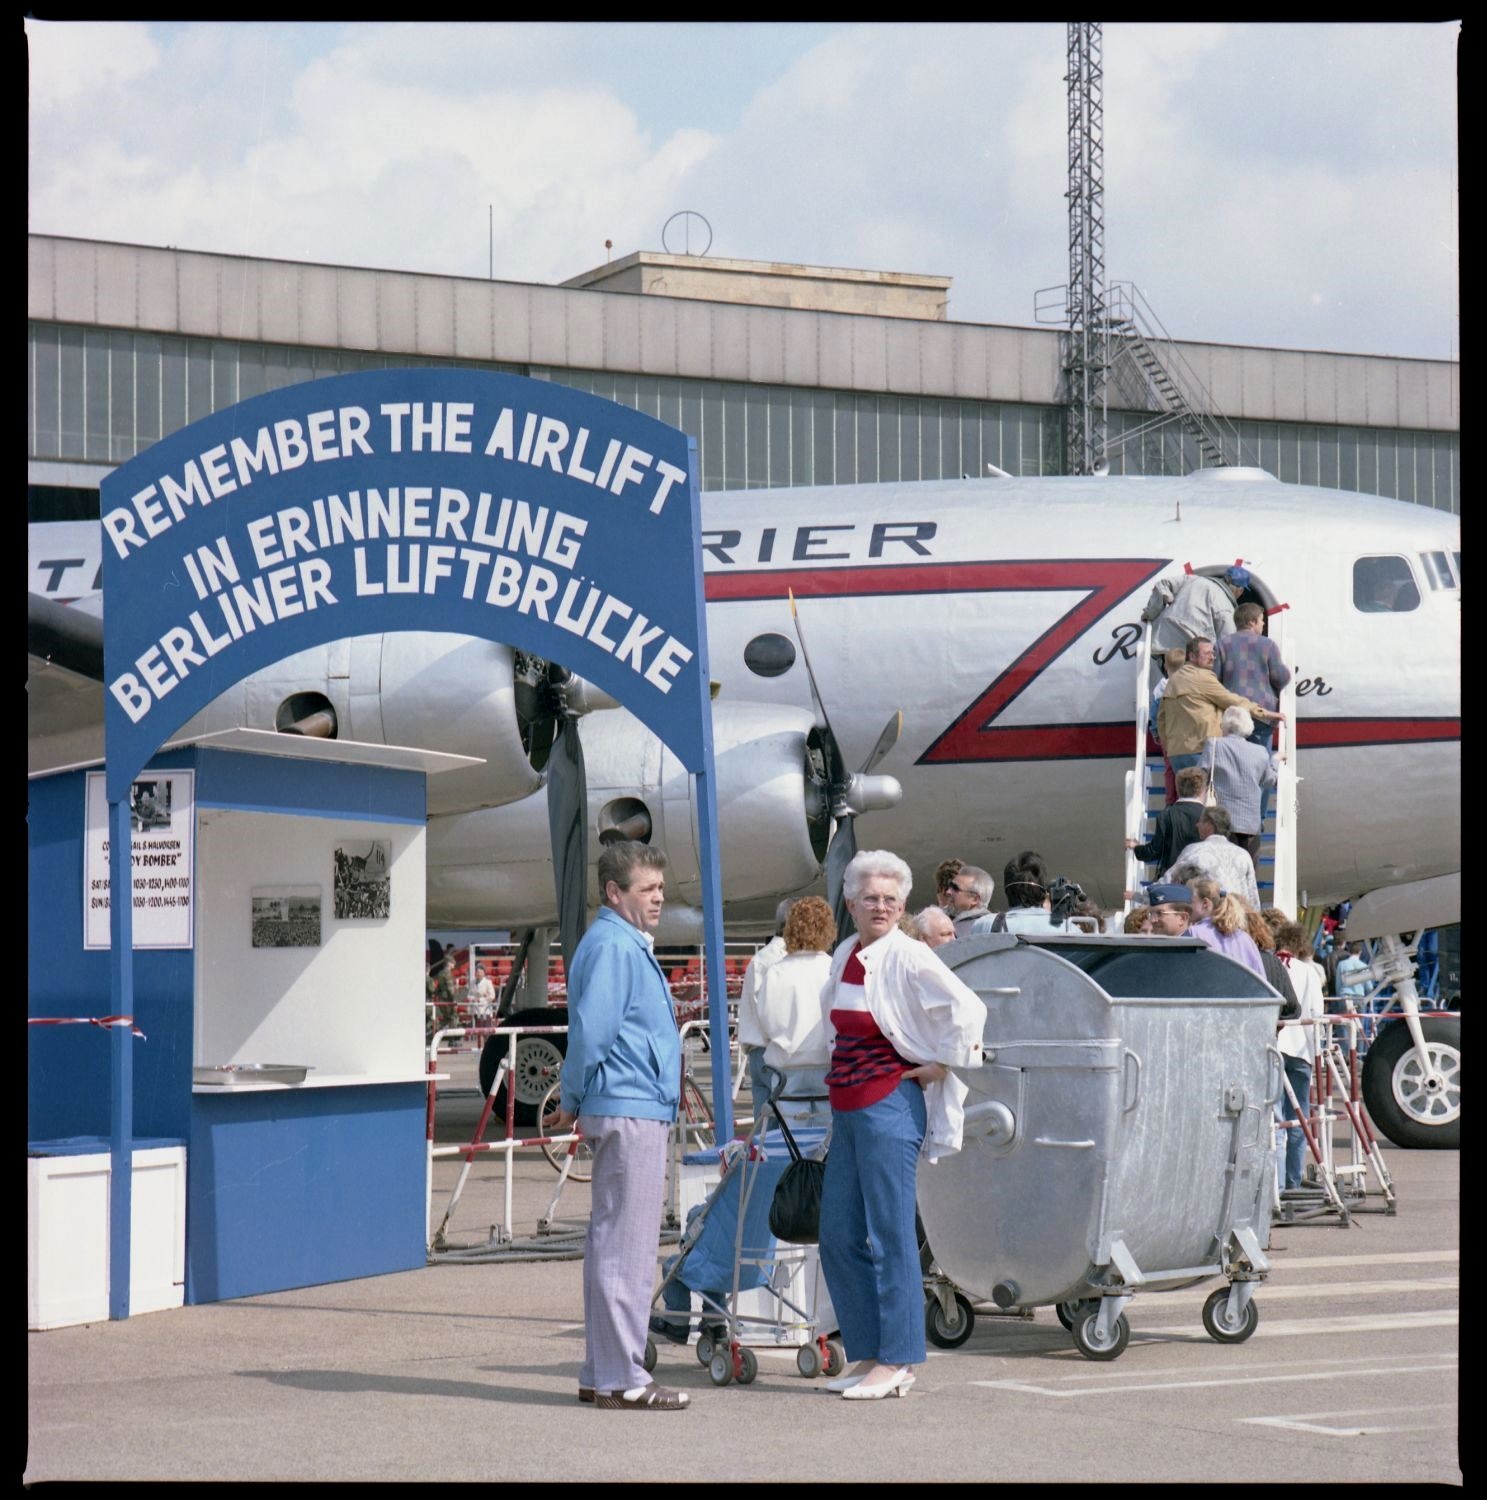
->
[1122,614,1298,918]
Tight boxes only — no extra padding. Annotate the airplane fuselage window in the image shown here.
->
[1353,555,1422,613]
[1419,550,1457,590]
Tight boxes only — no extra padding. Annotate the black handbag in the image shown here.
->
[766,1106,827,1245]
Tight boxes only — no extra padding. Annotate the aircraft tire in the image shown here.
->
[1361,1016,1460,1150]
[478,1007,568,1127]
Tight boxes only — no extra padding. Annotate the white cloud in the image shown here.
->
[26,19,159,110]
[25,21,1458,359]
[28,23,721,285]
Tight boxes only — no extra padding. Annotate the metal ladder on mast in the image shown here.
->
[1123,613,1299,916]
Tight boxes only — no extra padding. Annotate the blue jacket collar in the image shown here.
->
[594,905,655,950]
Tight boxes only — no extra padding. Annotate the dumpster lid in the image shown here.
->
[943,931,1277,1001]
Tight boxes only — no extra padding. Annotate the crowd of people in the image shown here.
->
[559,824,1362,1413]
[544,571,1342,1411]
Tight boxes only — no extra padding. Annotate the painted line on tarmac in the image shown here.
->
[1265,1250,1457,1270]
[1132,1308,1457,1339]
[1240,1404,1457,1439]
[971,1358,1456,1400]
[948,1351,1455,1381]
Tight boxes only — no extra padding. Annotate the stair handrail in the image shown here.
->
[1122,619,1156,915]
[1268,608,1300,916]
[1105,282,1247,467]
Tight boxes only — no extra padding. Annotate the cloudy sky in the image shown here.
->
[27,21,1459,360]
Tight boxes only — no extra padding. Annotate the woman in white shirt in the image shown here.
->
[1274,920,1326,1192]
[817,850,986,1402]
[754,896,837,1126]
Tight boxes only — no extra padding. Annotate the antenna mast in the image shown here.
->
[1064,21,1108,476]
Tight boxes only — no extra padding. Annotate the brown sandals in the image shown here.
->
[593,1382,690,1410]
[578,1386,595,1403]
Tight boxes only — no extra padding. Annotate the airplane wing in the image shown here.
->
[28,592,105,773]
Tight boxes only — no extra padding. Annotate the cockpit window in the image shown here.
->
[1420,551,1457,591]
[1353,556,1421,613]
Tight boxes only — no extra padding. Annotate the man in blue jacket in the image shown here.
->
[554,841,688,1411]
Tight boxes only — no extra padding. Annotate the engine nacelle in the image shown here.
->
[426,701,827,928]
[172,631,543,815]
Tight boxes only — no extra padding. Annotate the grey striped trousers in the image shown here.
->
[577,1115,670,1394]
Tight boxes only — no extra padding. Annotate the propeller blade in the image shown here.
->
[857,710,903,777]
[545,717,590,973]
[788,590,847,785]
[825,815,859,941]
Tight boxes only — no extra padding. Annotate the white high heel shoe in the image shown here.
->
[840,1366,915,1400]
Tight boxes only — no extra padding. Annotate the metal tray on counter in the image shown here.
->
[192,1063,313,1086]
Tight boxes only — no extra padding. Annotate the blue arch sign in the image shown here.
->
[94,369,733,1318]
[102,369,709,798]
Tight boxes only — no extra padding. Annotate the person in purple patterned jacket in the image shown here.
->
[1214,603,1292,750]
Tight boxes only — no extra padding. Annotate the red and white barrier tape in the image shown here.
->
[29,1015,147,1039]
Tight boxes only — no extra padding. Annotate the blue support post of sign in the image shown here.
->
[684,439,733,1143]
[107,796,135,1320]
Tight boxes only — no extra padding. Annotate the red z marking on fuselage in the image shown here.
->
[705,559,1167,763]
[704,561,1462,763]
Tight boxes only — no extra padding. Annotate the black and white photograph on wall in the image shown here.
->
[334,840,392,920]
[129,778,172,832]
[251,886,323,948]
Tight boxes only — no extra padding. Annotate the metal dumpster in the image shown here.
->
[917,932,1283,1361]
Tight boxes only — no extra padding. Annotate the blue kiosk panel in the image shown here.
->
[28,752,197,1144]
[187,1083,426,1303]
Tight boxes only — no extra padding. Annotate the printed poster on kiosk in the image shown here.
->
[83,769,195,949]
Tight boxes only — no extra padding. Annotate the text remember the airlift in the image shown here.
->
[103,401,696,726]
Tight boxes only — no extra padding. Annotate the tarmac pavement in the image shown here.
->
[26,1062,1461,1484]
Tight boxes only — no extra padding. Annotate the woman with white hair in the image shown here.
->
[1204,705,1281,871]
[817,850,987,1401]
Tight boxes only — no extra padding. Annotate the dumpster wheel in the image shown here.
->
[1072,1308,1130,1361]
[1202,1287,1259,1343]
[1056,1299,1098,1332]
[925,1292,976,1349]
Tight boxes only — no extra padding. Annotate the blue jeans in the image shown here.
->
[818,1078,927,1366]
[1279,1057,1312,1190]
[746,1046,771,1128]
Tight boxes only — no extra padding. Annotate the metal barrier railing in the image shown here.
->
[425,1022,586,1257]
[425,1012,745,1259]
[1270,1015,1397,1226]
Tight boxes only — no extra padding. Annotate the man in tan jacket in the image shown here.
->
[1158,637,1282,797]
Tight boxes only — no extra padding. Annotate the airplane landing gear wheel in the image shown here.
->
[478,1008,567,1126]
[1362,1017,1460,1149]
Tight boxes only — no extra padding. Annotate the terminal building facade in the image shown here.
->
[28,235,1458,522]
